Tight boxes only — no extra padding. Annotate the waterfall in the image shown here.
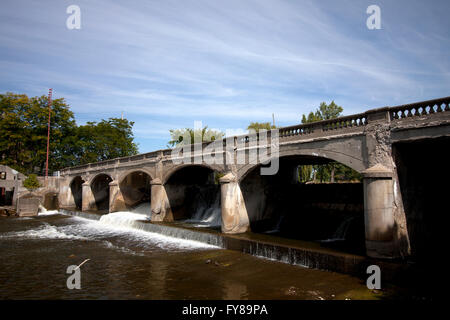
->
[185,187,221,227]
[131,202,151,215]
[321,216,355,242]
[264,215,285,234]
[99,211,149,229]
[38,205,59,216]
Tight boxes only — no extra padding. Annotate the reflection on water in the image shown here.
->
[0,213,389,300]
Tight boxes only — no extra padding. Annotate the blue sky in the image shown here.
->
[1,0,449,152]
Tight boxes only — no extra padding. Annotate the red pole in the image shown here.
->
[45,88,52,181]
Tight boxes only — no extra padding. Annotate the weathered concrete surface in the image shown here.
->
[150,178,173,222]
[363,110,410,259]
[362,164,396,258]
[17,194,40,216]
[109,180,127,212]
[81,182,96,211]
[220,172,250,234]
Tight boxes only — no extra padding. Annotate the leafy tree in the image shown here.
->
[301,101,343,124]
[0,92,76,174]
[0,92,139,173]
[247,122,276,133]
[23,174,40,191]
[299,101,361,183]
[74,118,139,165]
[168,126,224,147]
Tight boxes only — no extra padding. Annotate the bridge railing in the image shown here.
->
[278,112,367,139]
[389,96,450,120]
[60,96,450,175]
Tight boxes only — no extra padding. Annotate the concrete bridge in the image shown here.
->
[57,96,450,260]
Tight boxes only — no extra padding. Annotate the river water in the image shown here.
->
[0,211,390,300]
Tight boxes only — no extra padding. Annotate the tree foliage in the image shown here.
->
[23,174,40,190]
[168,126,224,147]
[70,118,138,165]
[301,101,343,124]
[299,101,361,183]
[0,92,138,174]
[247,122,276,133]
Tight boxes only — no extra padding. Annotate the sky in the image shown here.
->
[1,0,449,152]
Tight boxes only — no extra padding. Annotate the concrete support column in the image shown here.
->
[150,178,173,222]
[81,182,95,211]
[109,180,126,213]
[362,164,396,259]
[58,178,74,209]
[219,172,250,234]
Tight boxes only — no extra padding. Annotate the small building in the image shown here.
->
[0,165,26,207]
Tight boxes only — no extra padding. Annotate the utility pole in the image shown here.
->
[45,88,52,184]
[272,113,275,128]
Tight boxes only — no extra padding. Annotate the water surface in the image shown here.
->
[0,213,388,300]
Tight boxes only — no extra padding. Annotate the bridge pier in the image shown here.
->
[82,181,95,211]
[362,164,398,259]
[150,178,173,222]
[109,180,127,213]
[219,172,250,234]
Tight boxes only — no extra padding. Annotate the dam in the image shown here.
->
[5,96,449,299]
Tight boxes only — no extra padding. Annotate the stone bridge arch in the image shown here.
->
[162,163,226,185]
[237,143,366,182]
[82,173,113,211]
[69,176,84,210]
[151,163,224,222]
[110,169,154,213]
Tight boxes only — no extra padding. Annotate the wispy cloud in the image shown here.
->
[1,0,449,151]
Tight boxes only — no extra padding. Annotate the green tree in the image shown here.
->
[23,174,40,191]
[301,101,343,124]
[0,92,139,172]
[0,92,76,174]
[168,126,224,147]
[247,122,276,133]
[74,118,139,164]
[299,101,360,183]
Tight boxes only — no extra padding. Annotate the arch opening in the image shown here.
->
[43,192,59,210]
[165,165,221,229]
[91,174,112,211]
[240,155,365,255]
[119,171,151,213]
[70,176,84,210]
[393,136,448,264]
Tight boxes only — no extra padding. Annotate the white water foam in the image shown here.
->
[92,211,218,250]
[3,208,219,253]
[185,190,222,227]
[64,211,219,251]
[38,205,59,216]
[99,211,149,228]
[131,202,151,215]
[0,223,88,240]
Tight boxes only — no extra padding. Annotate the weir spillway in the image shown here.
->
[59,208,408,283]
